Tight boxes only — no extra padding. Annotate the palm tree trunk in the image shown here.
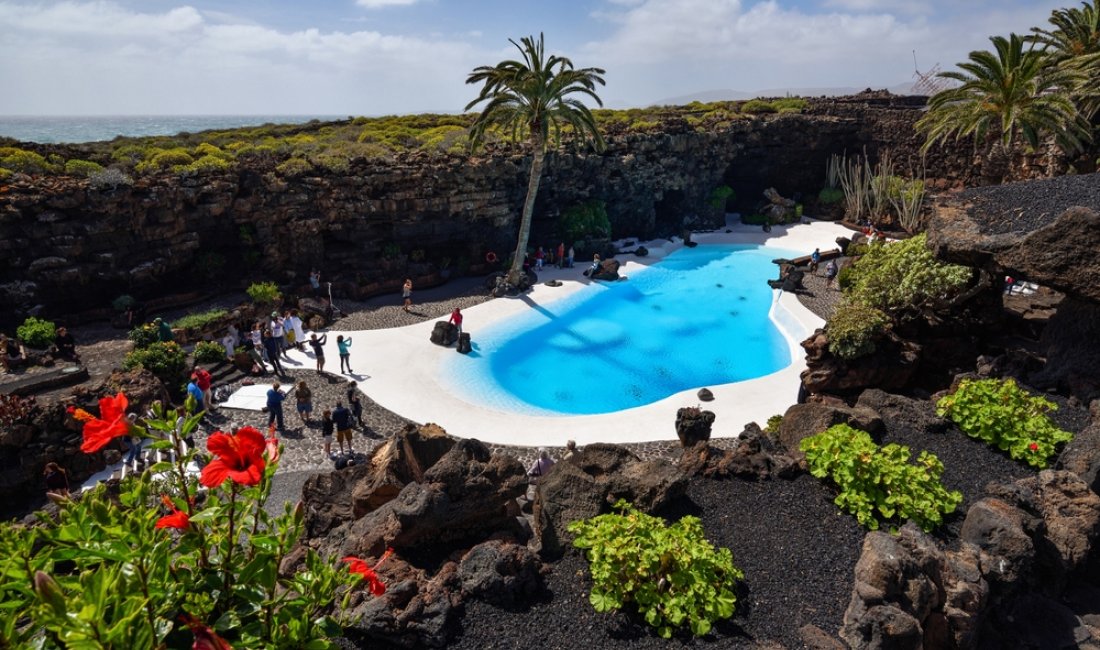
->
[508,137,546,286]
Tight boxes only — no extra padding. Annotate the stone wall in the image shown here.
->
[0,95,1059,325]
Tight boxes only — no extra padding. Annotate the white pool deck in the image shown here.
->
[286,220,855,447]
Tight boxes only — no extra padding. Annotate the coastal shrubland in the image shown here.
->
[842,234,971,314]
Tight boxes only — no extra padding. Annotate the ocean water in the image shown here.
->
[442,244,801,416]
[0,115,344,144]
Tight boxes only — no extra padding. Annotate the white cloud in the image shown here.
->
[355,0,420,8]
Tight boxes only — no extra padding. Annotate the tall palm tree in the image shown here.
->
[465,33,606,286]
[917,33,1089,178]
[1030,0,1100,119]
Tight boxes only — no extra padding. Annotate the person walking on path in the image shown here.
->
[267,381,286,432]
[308,333,328,372]
[347,381,364,427]
[337,335,353,374]
[262,329,284,376]
[448,308,463,336]
[332,402,353,454]
[402,279,413,313]
[825,259,839,289]
[809,248,821,274]
[320,409,334,457]
[294,380,313,426]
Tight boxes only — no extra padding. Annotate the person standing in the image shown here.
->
[186,374,205,411]
[825,259,839,289]
[566,245,575,268]
[402,279,413,313]
[337,335,353,374]
[320,409,334,457]
[270,312,289,359]
[154,318,174,343]
[809,247,821,274]
[294,380,313,426]
[267,381,286,432]
[262,329,284,376]
[332,402,353,454]
[249,322,263,351]
[534,246,545,271]
[192,365,213,412]
[221,330,237,362]
[448,308,463,336]
[287,309,306,351]
[346,381,364,427]
[308,333,328,372]
[310,269,322,296]
[557,242,565,269]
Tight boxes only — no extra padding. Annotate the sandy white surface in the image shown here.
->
[286,220,854,446]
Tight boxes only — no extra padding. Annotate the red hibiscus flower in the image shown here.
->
[1028,442,1039,452]
[181,614,233,650]
[343,547,395,596]
[200,426,266,488]
[155,494,190,530]
[79,392,133,453]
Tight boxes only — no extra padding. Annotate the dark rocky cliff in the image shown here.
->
[0,95,1055,325]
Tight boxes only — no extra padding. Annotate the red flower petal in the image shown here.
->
[79,392,133,453]
[200,428,266,488]
[182,614,233,650]
[156,509,191,530]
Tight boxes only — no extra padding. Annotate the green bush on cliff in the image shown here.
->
[174,308,228,331]
[844,234,971,314]
[560,200,611,243]
[183,154,233,173]
[64,159,106,177]
[276,157,312,176]
[0,148,56,174]
[193,142,235,161]
[247,281,281,305]
[826,301,890,360]
[741,100,777,114]
[124,340,188,384]
[135,147,194,173]
[17,317,57,349]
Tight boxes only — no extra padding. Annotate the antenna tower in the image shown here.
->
[911,50,951,96]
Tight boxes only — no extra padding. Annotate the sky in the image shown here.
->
[0,0,1075,116]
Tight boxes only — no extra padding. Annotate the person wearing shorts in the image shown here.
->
[321,409,333,457]
[294,380,313,425]
[333,402,353,454]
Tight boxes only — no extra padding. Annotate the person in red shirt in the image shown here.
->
[448,308,464,336]
[192,365,213,412]
[556,242,565,269]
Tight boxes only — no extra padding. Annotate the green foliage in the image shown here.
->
[765,414,783,434]
[844,234,971,314]
[276,157,312,176]
[741,99,777,114]
[818,187,844,205]
[827,302,890,360]
[707,185,735,210]
[936,378,1074,468]
[182,154,232,173]
[801,424,963,531]
[193,340,227,364]
[136,147,195,173]
[64,159,105,177]
[560,200,611,243]
[247,281,281,305]
[129,323,160,349]
[0,167,10,180]
[17,316,57,348]
[0,404,360,648]
[568,500,743,638]
[124,341,188,384]
[770,98,809,113]
[836,264,857,290]
[173,308,228,331]
[0,148,56,174]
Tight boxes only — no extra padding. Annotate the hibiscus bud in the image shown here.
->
[293,500,304,524]
[33,571,66,613]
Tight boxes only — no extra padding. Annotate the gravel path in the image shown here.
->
[956,172,1100,236]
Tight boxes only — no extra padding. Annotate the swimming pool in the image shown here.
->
[443,244,801,415]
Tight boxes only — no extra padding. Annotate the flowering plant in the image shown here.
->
[1,393,388,649]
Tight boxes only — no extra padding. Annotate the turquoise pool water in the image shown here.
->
[443,244,800,415]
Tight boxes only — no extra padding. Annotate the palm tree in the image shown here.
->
[917,33,1089,178]
[1030,0,1100,119]
[465,33,606,286]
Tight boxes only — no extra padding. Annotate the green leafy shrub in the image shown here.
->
[0,148,55,174]
[193,142,234,160]
[182,154,232,173]
[560,200,611,243]
[174,308,228,331]
[123,341,188,384]
[818,187,844,205]
[935,378,1074,468]
[1,399,369,648]
[844,234,971,313]
[771,98,808,113]
[765,414,783,434]
[17,316,57,348]
[568,500,743,638]
[129,323,160,349]
[836,265,856,290]
[801,424,963,531]
[827,302,890,360]
[708,185,735,210]
[741,99,777,114]
[247,281,281,305]
[193,340,227,364]
[138,147,194,173]
[276,157,312,176]
[64,159,105,177]
[112,294,136,312]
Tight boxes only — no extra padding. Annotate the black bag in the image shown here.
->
[457,332,472,354]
